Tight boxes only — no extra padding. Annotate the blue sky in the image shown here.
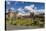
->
[6,1,45,14]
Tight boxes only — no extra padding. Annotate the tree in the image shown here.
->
[30,12,34,18]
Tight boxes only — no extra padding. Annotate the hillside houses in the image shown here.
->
[6,9,34,18]
[6,9,44,19]
[6,9,16,18]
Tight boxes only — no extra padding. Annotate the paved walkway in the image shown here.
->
[6,25,41,30]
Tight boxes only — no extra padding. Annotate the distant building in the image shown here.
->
[6,9,35,18]
[6,9,44,18]
[6,9,17,18]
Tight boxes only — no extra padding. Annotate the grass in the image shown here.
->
[6,17,44,27]
[15,18,32,26]
[6,17,32,26]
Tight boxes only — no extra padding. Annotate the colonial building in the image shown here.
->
[6,9,35,18]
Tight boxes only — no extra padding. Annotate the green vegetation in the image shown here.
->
[6,14,44,27]
[6,17,32,26]
[15,18,32,26]
[6,17,44,27]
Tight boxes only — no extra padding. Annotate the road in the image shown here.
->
[6,25,41,30]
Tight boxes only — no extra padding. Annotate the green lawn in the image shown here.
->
[6,17,44,27]
[6,18,32,26]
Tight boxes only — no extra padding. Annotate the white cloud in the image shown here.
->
[35,9,45,13]
[18,12,30,16]
[17,8,23,11]
[24,4,35,13]
[30,4,34,8]
[32,9,45,15]
[17,8,25,13]
[34,7,37,10]
[15,1,18,5]
[7,1,10,5]
[10,7,15,10]
[24,4,44,15]
[6,8,15,13]
[17,5,35,13]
